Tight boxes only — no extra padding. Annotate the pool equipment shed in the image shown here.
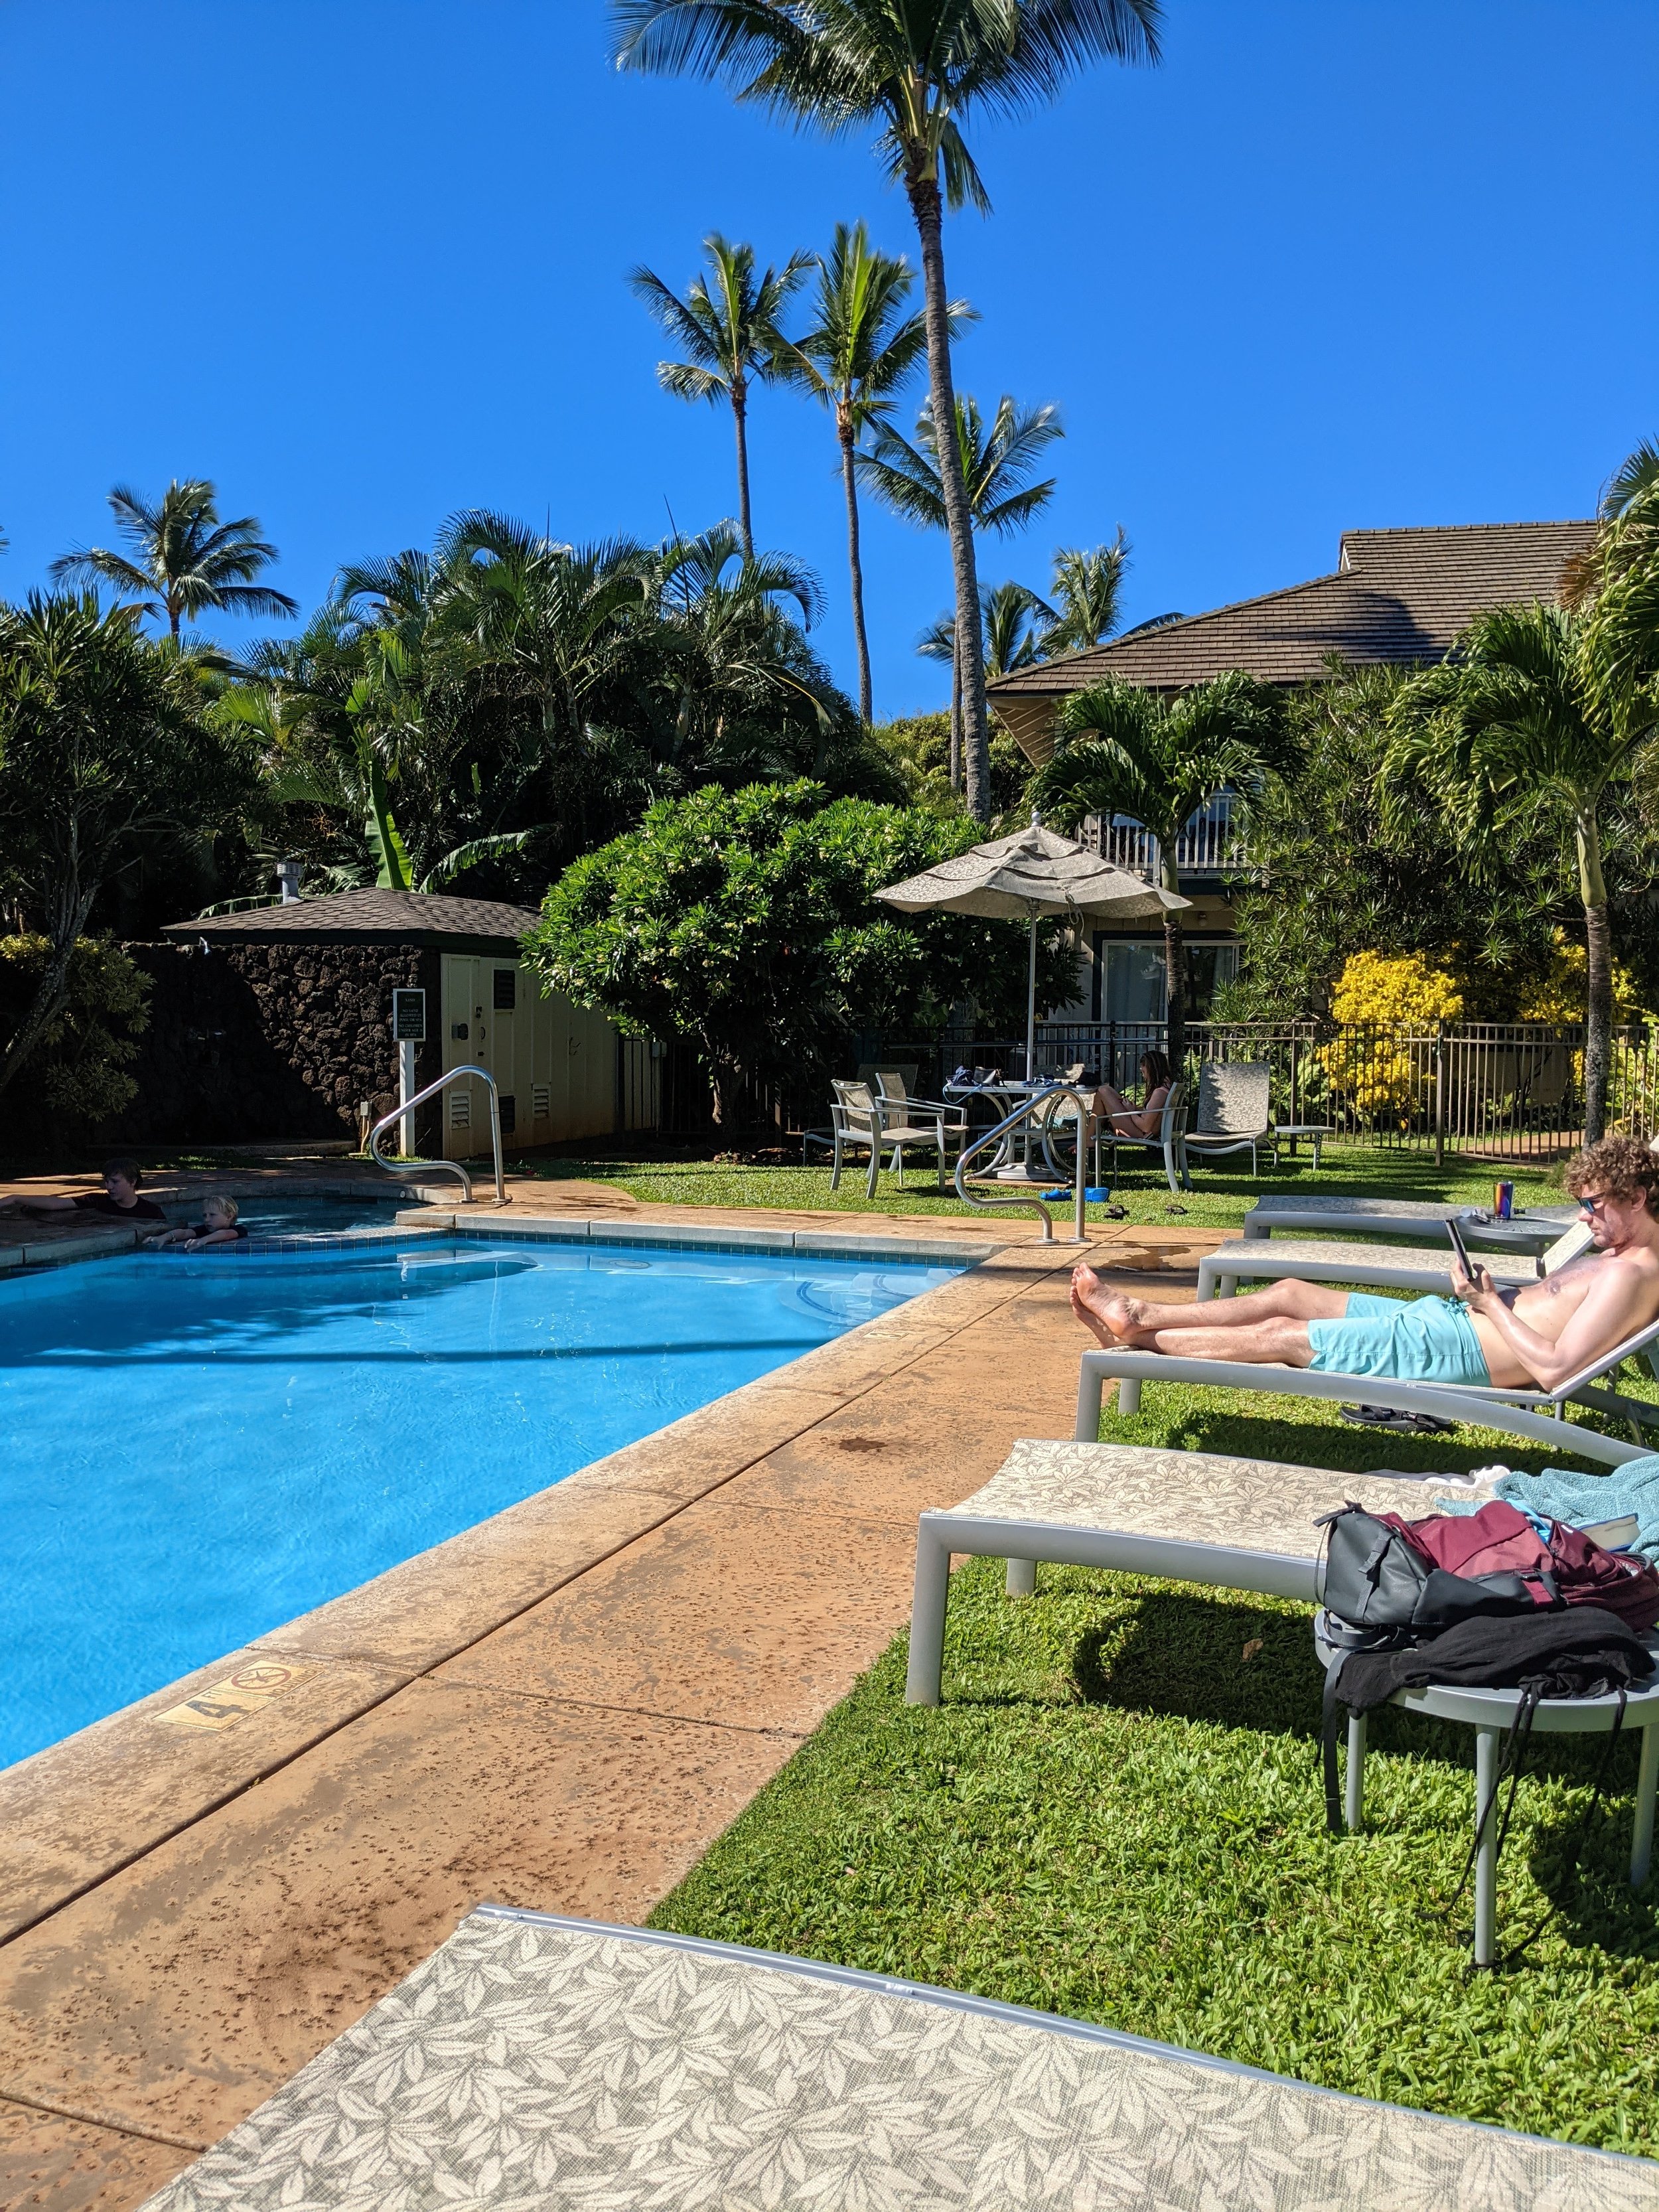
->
[156,889,632,1155]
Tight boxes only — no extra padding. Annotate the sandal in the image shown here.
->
[1340,1404,1459,1435]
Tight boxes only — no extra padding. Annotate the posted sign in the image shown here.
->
[392,988,426,1043]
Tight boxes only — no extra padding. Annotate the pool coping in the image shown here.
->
[0,1216,1037,1942]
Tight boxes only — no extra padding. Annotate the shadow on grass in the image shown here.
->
[1069,1585,1648,1792]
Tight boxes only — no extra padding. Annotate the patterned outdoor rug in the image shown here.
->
[143,1906,1659,2211]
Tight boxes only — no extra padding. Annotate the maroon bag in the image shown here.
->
[1387,1500,1659,1633]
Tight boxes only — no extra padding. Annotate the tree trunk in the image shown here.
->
[731,376,755,562]
[905,168,989,821]
[1579,810,1612,1144]
[839,416,873,725]
[1161,854,1188,1081]
[707,1051,741,1133]
[949,625,962,792]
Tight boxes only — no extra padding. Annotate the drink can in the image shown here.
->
[1494,1180,1514,1220]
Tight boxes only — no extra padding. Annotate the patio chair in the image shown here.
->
[829,1078,962,1199]
[1072,1309,1659,1465]
[1182,1060,1273,1177]
[1104,1077,1189,1197]
[905,1438,1659,1968]
[141,1901,1659,2207]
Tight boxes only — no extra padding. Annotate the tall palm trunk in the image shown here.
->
[905,168,989,822]
[731,374,755,561]
[949,628,962,792]
[837,409,873,725]
[1161,849,1188,1081]
[1578,809,1613,1143]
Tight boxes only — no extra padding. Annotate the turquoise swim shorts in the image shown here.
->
[1306,1291,1492,1385]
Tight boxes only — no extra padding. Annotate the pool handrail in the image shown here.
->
[952,1085,1094,1243]
[367,1063,508,1207]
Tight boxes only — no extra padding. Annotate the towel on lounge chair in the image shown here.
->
[1307,1291,1492,1386]
[1438,1454,1659,1563]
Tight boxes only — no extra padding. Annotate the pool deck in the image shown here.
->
[0,1191,1217,2210]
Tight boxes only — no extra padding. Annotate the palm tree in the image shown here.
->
[630,234,813,559]
[610,0,1162,822]
[1033,672,1295,1070]
[50,479,298,640]
[920,579,1053,696]
[861,392,1061,788]
[1388,593,1659,1143]
[1041,533,1129,653]
[775,220,969,724]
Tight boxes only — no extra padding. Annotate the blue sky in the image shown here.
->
[2,1,1654,718]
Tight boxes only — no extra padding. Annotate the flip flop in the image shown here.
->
[1339,1404,1459,1435]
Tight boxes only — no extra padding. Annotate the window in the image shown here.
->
[1188,943,1240,1019]
[492,968,516,1011]
[1102,942,1167,1024]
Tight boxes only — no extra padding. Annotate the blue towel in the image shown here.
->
[1437,1453,1659,1560]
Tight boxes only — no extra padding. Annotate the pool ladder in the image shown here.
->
[367,1065,509,1207]
[954,1087,1097,1244]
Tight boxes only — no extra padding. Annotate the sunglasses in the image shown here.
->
[1579,1193,1611,1216]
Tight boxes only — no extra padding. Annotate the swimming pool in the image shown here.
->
[214,1193,419,1236]
[0,1236,963,1768]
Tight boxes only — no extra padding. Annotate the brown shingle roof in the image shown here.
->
[165,888,541,949]
[991,520,1598,764]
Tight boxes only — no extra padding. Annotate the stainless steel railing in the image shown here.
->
[952,1086,1096,1243]
[367,1063,508,1207]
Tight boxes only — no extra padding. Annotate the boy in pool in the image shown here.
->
[0,1158,169,1233]
[153,1195,247,1251]
[1070,1134,1659,1393]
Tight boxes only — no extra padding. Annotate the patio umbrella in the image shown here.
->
[875,814,1189,1084]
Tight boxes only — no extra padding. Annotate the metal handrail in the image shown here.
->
[952,1086,1094,1244]
[367,1063,508,1207]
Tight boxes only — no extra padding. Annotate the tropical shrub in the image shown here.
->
[1317,952,1463,1127]
[526,780,1072,1127]
[0,936,150,1145]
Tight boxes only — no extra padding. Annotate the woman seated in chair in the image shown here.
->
[1092,1050,1173,1139]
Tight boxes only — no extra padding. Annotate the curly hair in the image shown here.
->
[1565,1134,1659,1213]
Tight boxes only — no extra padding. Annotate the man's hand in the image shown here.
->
[1451,1260,1498,1310]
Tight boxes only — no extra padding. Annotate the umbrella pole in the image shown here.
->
[1025,915,1038,1080]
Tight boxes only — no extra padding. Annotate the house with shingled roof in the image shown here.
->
[988,520,1597,1029]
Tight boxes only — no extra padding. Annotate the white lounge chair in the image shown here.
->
[1183,1060,1273,1177]
[905,1438,1659,1968]
[1242,1192,1579,1260]
[1073,1313,1659,1465]
[1196,1221,1595,1301]
[139,1900,1659,2208]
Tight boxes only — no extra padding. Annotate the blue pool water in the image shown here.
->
[0,1237,962,1768]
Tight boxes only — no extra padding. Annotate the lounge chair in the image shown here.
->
[828,1078,963,1199]
[1105,1076,1189,1197]
[141,1900,1659,2208]
[1242,1192,1579,1260]
[905,1438,1659,1967]
[1197,1221,1595,1301]
[1182,1060,1273,1177]
[1072,1312,1659,1465]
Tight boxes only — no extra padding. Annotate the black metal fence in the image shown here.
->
[945,1019,1659,1161]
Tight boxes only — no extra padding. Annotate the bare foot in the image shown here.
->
[1070,1264,1145,1345]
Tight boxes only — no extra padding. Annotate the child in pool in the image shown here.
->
[153,1195,247,1251]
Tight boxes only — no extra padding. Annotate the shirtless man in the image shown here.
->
[1070,1134,1659,1392]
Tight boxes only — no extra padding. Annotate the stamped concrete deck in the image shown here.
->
[0,1193,1217,2208]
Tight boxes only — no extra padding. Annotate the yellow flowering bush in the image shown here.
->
[1517,928,1642,1025]
[1321,952,1464,1126]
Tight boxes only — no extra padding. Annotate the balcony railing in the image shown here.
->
[1084,796,1253,882]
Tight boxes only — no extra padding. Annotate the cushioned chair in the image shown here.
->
[1182,1061,1273,1177]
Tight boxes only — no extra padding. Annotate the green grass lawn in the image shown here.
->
[534,1139,1571,1234]
[654,1378,1659,2154]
